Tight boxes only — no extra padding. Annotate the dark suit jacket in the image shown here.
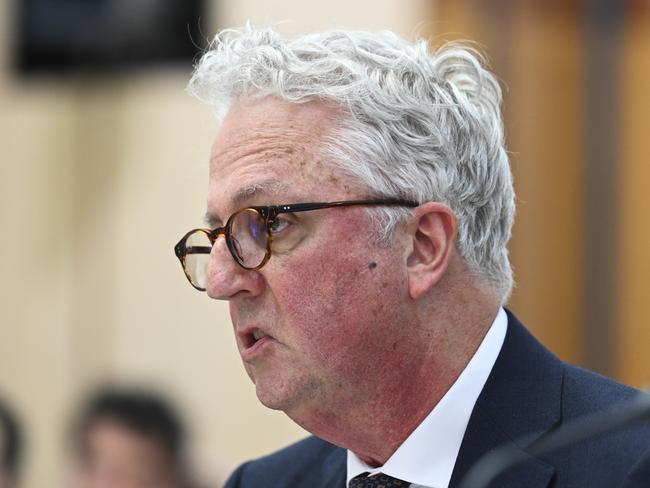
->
[225,310,650,487]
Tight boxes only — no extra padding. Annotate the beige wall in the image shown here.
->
[215,0,431,35]
[0,0,430,486]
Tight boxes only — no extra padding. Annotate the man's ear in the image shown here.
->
[406,202,458,300]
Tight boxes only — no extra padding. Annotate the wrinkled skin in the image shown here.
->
[207,97,419,412]
[204,96,491,465]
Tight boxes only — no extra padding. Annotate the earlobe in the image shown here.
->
[406,203,457,300]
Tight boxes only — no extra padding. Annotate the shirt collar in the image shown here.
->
[346,308,507,488]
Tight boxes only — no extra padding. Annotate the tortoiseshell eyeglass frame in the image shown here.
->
[174,198,419,291]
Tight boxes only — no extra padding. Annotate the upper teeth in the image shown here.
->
[253,330,267,341]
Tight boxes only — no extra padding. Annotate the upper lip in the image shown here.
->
[237,325,273,350]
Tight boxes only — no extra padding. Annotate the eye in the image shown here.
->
[269,216,292,235]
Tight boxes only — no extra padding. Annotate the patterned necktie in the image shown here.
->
[348,472,411,488]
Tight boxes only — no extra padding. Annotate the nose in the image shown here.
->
[205,235,265,300]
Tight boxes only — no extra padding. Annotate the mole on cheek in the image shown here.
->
[368,261,377,270]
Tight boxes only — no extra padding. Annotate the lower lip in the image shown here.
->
[241,335,275,361]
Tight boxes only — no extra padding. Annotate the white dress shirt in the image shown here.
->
[346,308,508,488]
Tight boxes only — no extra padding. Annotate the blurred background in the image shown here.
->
[0,0,648,486]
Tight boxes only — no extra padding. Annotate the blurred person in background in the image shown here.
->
[175,26,650,488]
[0,399,22,488]
[70,387,192,488]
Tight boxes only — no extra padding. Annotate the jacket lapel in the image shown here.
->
[318,443,347,488]
[449,310,564,488]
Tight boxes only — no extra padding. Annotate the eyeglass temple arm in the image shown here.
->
[184,245,212,254]
[272,199,418,214]
[175,228,219,258]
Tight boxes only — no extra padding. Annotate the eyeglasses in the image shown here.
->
[174,199,418,291]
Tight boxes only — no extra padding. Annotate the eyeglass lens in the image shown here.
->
[183,231,211,289]
[183,208,269,289]
[228,208,269,268]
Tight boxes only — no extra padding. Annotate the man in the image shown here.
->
[70,387,190,488]
[174,26,650,487]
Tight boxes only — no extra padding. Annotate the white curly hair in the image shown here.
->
[188,25,516,303]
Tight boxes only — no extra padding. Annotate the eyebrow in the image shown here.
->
[204,180,293,228]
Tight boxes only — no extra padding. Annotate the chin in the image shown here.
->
[255,387,292,411]
[254,376,313,414]
[251,367,320,414]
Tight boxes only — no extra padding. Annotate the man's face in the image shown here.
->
[73,418,178,488]
[206,97,419,421]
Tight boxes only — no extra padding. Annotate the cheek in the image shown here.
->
[274,239,407,363]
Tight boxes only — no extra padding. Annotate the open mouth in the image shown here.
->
[242,329,270,349]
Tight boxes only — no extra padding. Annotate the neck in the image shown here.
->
[288,359,453,466]
[288,289,500,466]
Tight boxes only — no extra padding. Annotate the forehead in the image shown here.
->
[86,418,159,452]
[208,97,353,214]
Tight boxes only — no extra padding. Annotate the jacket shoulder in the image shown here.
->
[489,311,650,487]
[563,364,650,442]
[562,363,642,416]
[224,436,344,488]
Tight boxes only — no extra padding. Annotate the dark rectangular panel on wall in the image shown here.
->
[13,0,207,74]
